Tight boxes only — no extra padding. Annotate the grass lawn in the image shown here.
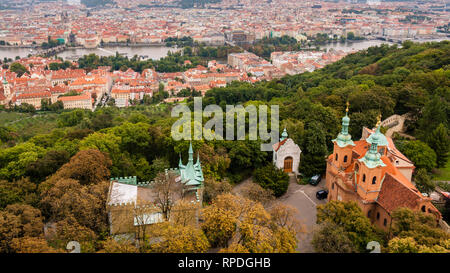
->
[433,160,450,182]
[0,111,60,141]
[0,112,30,125]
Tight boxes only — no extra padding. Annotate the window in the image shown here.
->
[368,210,371,217]
[383,218,387,226]
[335,154,338,161]
[421,205,426,212]
[372,176,377,184]
[343,155,348,163]
[362,174,366,182]
[332,183,335,190]
[377,212,380,220]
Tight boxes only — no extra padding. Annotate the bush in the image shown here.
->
[253,164,289,197]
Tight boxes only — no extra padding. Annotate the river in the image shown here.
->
[319,38,448,52]
[0,38,447,61]
[0,45,179,60]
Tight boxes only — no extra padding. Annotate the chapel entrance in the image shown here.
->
[284,157,293,173]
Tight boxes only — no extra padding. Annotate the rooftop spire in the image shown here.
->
[359,124,386,168]
[280,128,288,141]
[188,141,193,163]
[333,102,354,147]
[376,113,382,128]
[178,153,183,168]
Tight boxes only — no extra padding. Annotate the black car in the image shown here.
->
[316,190,328,200]
[309,174,322,186]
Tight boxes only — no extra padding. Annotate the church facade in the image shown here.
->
[272,128,302,174]
[325,109,441,230]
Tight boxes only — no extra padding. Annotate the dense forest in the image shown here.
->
[0,41,448,253]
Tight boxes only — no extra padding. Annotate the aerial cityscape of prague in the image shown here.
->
[0,0,449,268]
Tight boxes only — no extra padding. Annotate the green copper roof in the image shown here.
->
[280,128,288,141]
[179,142,204,188]
[333,113,355,148]
[359,126,386,169]
[366,126,389,147]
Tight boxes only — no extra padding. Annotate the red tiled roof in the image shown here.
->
[273,139,288,152]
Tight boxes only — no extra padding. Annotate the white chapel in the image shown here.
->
[272,128,301,175]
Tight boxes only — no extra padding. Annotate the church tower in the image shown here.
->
[356,124,386,201]
[331,102,355,170]
[2,73,10,97]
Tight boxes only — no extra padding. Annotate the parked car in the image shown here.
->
[316,190,328,200]
[309,174,322,186]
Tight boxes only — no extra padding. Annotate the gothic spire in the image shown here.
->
[188,141,194,163]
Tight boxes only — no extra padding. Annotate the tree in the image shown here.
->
[390,207,449,248]
[10,237,60,253]
[25,150,70,183]
[413,168,435,194]
[397,140,437,172]
[201,193,298,252]
[299,124,328,177]
[387,237,419,253]
[0,178,38,209]
[203,178,232,204]
[170,200,200,227]
[51,149,112,185]
[39,179,110,235]
[417,96,448,140]
[9,62,29,77]
[97,237,139,253]
[347,32,355,40]
[152,171,184,220]
[312,221,356,253]
[253,164,289,197]
[0,142,46,181]
[240,182,275,206]
[0,204,44,253]
[144,222,209,253]
[388,236,450,253]
[316,201,383,252]
[427,123,449,168]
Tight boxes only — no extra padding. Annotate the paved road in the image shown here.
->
[278,174,327,253]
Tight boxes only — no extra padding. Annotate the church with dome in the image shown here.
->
[325,105,441,230]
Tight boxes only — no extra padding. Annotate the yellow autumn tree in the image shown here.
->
[10,236,61,253]
[97,237,139,253]
[202,193,299,253]
[144,222,210,253]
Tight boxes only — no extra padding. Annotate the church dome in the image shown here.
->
[366,126,388,147]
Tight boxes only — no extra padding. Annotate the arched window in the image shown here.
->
[332,183,335,190]
[335,154,338,161]
[421,205,426,212]
[383,218,387,226]
[362,174,366,183]
[376,212,380,220]
[372,176,377,184]
[368,210,372,217]
[343,155,348,163]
